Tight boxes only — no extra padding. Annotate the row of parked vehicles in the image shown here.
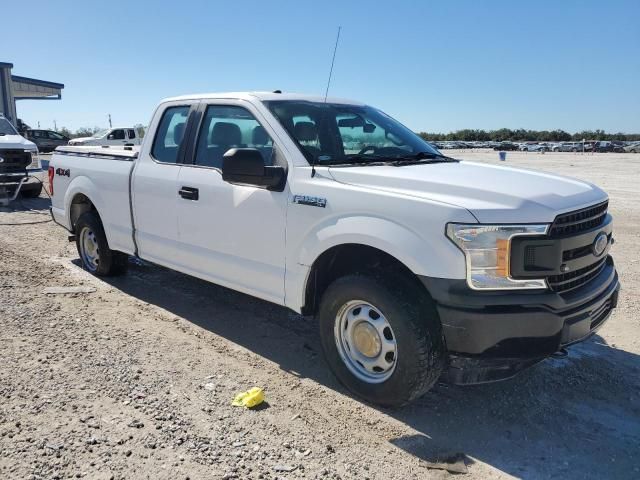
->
[435,140,640,153]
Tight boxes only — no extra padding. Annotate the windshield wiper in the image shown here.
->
[323,154,391,167]
[387,151,458,165]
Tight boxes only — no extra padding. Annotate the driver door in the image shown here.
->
[175,101,288,304]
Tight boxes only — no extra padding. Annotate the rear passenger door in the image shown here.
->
[126,129,139,145]
[132,102,196,265]
[175,101,288,304]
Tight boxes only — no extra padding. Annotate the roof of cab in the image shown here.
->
[159,91,366,106]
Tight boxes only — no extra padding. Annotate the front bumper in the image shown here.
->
[421,255,620,384]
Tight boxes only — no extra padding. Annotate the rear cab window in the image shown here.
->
[151,106,190,163]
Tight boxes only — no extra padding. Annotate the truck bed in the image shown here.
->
[50,145,138,255]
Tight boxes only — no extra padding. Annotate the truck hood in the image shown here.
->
[328,161,608,223]
[0,134,37,151]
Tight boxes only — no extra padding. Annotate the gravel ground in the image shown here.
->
[0,151,638,480]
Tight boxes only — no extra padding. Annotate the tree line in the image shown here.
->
[418,129,640,142]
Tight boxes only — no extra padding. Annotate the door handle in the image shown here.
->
[179,186,199,200]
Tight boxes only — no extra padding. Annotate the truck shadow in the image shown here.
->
[0,196,50,212]
[104,259,639,480]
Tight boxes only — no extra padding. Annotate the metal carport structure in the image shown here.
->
[0,62,64,127]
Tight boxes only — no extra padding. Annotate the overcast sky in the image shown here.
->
[5,0,640,133]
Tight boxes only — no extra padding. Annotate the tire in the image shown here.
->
[20,183,43,198]
[75,211,128,276]
[318,273,446,407]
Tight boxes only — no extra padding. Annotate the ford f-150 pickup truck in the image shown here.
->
[49,92,620,406]
[68,127,142,147]
[1,114,43,202]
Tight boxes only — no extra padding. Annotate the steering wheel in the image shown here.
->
[358,146,378,155]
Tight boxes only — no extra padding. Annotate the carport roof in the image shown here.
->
[11,75,64,100]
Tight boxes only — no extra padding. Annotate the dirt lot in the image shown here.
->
[1,151,639,480]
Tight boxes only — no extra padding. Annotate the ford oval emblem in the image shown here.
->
[592,232,608,257]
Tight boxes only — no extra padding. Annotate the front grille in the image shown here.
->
[549,201,608,237]
[0,149,31,171]
[0,165,27,174]
[548,257,607,293]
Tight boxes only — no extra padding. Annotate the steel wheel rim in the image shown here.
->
[334,300,397,384]
[80,226,100,272]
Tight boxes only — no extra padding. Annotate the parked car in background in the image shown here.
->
[492,142,519,151]
[23,129,70,152]
[623,142,640,153]
[592,141,622,153]
[552,142,581,152]
[68,127,142,147]
[522,143,549,152]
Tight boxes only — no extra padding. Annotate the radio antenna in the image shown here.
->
[324,26,341,102]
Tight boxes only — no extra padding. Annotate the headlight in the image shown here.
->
[27,150,40,170]
[446,223,549,290]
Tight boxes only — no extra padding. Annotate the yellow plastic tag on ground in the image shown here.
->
[232,387,264,408]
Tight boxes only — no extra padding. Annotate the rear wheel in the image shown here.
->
[75,211,128,276]
[318,273,446,407]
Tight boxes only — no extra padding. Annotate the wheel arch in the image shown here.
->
[301,243,431,316]
[64,176,107,231]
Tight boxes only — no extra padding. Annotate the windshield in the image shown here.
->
[265,101,439,165]
[92,129,109,138]
[0,118,18,135]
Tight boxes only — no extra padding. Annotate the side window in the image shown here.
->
[127,129,136,139]
[110,129,125,140]
[151,106,190,163]
[48,131,64,140]
[194,105,273,169]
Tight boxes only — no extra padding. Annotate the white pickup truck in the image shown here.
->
[49,92,620,406]
[68,127,142,147]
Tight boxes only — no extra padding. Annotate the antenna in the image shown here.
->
[324,26,341,102]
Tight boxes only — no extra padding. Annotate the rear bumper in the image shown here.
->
[420,256,620,384]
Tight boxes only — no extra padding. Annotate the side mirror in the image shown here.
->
[107,134,114,140]
[221,148,286,191]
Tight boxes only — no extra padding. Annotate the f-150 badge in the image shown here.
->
[293,195,327,208]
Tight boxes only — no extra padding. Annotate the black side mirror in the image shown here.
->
[221,148,286,191]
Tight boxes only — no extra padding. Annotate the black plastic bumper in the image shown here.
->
[421,256,620,384]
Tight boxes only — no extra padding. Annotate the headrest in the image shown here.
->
[173,123,185,145]
[252,125,269,145]
[294,122,318,142]
[211,122,241,146]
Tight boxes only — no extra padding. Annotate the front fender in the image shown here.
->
[297,214,466,279]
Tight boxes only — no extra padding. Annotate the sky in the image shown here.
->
[4,0,639,133]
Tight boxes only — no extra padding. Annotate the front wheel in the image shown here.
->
[75,211,128,276]
[318,274,446,407]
